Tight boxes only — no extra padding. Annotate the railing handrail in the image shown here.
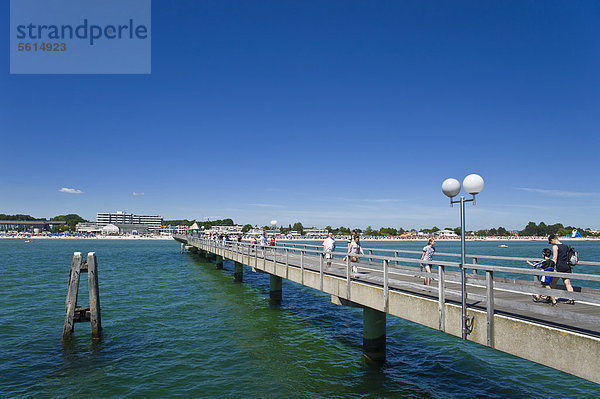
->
[251,238,600,266]
[181,235,600,283]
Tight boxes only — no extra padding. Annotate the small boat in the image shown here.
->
[25,239,34,243]
[498,244,508,248]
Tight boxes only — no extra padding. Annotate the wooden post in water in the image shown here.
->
[87,252,102,338]
[62,252,102,341]
[63,252,82,341]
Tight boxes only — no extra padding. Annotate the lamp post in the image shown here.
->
[270,220,278,236]
[442,174,484,340]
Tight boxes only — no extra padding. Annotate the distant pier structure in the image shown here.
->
[174,234,600,384]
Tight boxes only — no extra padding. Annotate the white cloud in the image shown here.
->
[517,187,600,198]
[59,187,83,194]
[133,192,145,196]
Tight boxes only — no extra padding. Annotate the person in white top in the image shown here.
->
[420,238,435,286]
[259,234,267,247]
[323,233,336,266]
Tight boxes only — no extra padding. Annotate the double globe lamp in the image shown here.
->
[441,174,484,340]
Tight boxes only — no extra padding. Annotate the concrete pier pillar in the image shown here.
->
[269,275,282,303]
[216,255,224,269]
[363,307,386,362]
[234,262,243,282]
[180,243,184,254]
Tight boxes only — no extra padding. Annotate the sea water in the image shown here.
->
[1,239,599,398]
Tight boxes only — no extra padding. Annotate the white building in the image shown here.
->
[97,211,163,228]
[76,222,102,234]
[156,225,189,235]
[101,224,120,235]
[304,228,328,237]
[436,229,459,238]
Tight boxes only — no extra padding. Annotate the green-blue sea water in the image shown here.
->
[1,238,599,398]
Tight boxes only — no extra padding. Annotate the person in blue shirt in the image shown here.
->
[527,248,557,305]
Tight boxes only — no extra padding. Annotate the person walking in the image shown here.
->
[548,234,575,304]
[323,233,336,266]
[343,231,356,262]
[420,238,435,286]
[348,236,364,273]
[527,248,557,305]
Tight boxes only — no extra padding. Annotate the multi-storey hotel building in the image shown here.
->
[97,211,163,227]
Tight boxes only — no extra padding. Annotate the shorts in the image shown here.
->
[556,263,572,273]
[325,253,333,259]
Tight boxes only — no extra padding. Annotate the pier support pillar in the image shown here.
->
[234,262,243,282]
[363,308,386,362]
[269,275,282,303]
[216,255,224,269]
[181,243,184,254]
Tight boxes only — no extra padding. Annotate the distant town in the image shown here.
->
[0,211,598,240]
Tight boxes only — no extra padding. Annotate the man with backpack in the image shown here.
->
[548,234,575,304]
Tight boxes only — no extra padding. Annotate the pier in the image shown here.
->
[174,234,600,384]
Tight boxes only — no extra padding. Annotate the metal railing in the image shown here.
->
[178,235,600,345]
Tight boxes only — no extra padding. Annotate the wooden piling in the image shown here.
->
[87,252,102,339]
[62,252,102,341]
[63,253,83,340]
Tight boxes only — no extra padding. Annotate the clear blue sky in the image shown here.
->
[2,1,599,230]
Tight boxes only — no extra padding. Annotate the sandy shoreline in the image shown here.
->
[2,235,598,242]
[0,235,174,240]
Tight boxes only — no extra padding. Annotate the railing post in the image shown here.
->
[319,252,324,291]
[486,270,495,347]
[346,256,351,300]
[273,244,277,274]
[438,265,445,331]
[300,250,304,285]
[383,259,389,312]
[285,248,289,279]
[253,244,258,272]
[473,257,478,275]
[368,249,373,263]
[395,251,399,266]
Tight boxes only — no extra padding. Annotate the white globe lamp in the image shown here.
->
[442,178,461,198]
[270,220,278,227]
[463,174,484,195]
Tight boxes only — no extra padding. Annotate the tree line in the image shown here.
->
[3,213,597,237]
[0,213,88,231]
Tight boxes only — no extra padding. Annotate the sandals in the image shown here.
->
[532,295,543,303]
[565,299,575,305]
